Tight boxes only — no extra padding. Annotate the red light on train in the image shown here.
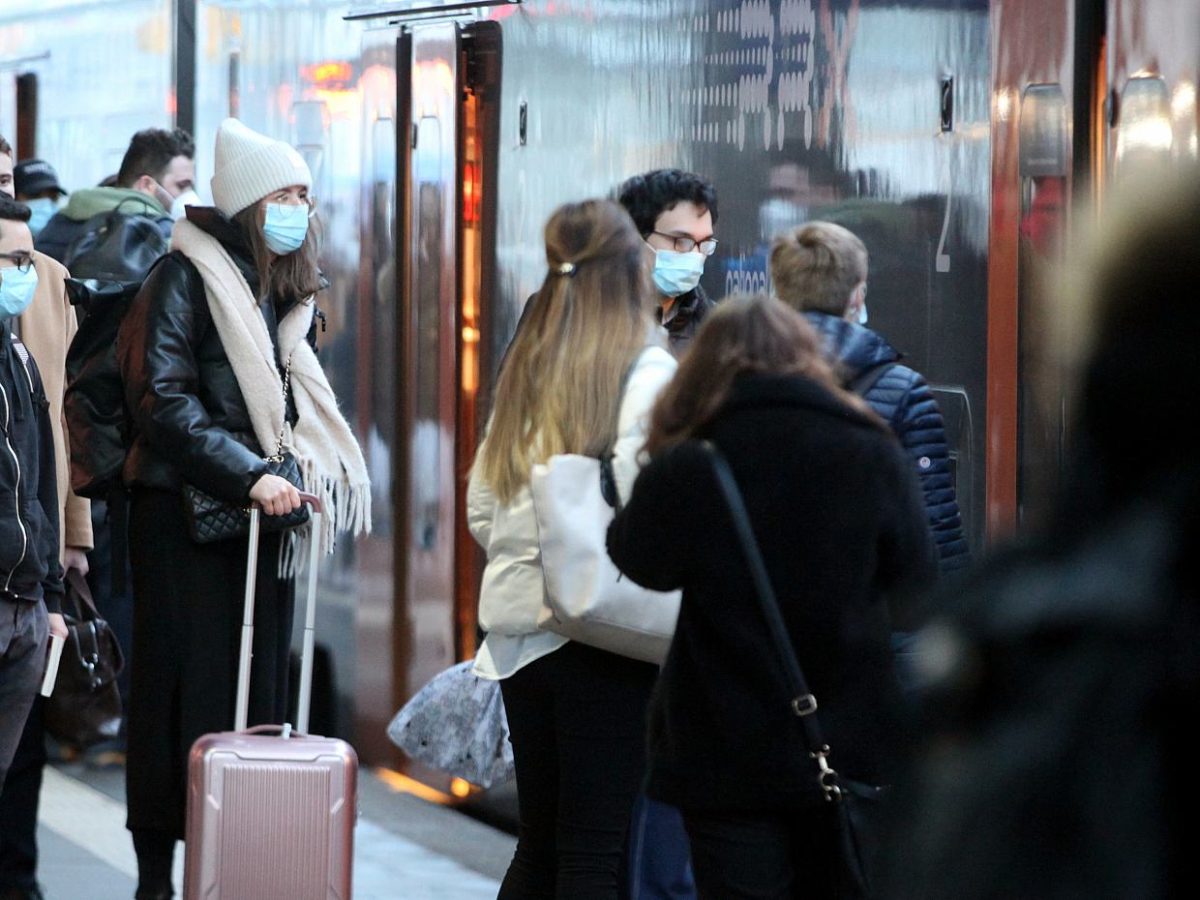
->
[302,61,353,91]
[463,161,482,226]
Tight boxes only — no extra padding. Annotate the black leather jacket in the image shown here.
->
[1,322,63,611]
[117,208,301,505]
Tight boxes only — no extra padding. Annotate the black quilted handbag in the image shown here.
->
[182,452,309,544]
[181,353,310,543]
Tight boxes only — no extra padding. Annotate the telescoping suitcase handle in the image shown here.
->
[234,491,323,735]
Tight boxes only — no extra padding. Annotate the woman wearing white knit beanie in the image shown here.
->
[116,118,369,900]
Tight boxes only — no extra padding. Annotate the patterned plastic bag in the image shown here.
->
[386,660,515,789]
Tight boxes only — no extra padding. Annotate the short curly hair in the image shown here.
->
[617,169,718,237]
[116,128,195,188]
[0,194,32,239]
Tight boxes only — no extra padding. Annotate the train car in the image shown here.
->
[1,0,1196,794]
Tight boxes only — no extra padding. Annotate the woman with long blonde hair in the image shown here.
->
[467,199,676,898]
[608,295,936,898]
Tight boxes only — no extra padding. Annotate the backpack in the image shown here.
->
[62,207,170,499]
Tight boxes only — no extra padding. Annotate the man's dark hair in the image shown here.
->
[0,135,11,158]
[617,169,719,236]
[0,195,32,238]
[116,128,194,188]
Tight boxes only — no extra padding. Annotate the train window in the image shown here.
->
[1116,76,1172,168]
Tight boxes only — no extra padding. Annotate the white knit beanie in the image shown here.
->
[210,118,312,217]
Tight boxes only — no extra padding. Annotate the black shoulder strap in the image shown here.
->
[699,440,845,799]
[848,361,897,398]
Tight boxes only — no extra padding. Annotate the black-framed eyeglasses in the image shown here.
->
[650,232,719,256]
[0,252,33,274]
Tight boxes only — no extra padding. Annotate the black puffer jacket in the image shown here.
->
[805,311,970,572]
[1,323,63,611]
[117,208,299,505]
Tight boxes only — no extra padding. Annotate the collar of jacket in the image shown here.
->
[720,371,879,429]
[802,310,902,381]
[61,186,168,222]
[185,205,262,295]
[660,283,713,332]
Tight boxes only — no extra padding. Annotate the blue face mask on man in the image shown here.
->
[650,248,706,298]
[24,198,57,237]
[262,202,310,255]
[0,266,39,319]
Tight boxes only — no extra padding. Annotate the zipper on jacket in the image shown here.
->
[0,378,30,596]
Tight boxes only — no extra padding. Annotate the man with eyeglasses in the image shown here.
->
[0,197,66,822]
[0,137,88,900]
[618,169,719,358]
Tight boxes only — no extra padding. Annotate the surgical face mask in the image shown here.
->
[262,202,310,255]
[0,266,39,319]
[25,198,58,236]
[169,189,201,221]
[650,248,705,297]
[758,198,808,242]
[857,302,869,326]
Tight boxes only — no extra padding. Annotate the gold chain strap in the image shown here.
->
[266,353,294,462]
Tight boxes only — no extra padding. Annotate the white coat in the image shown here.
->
[467,343,677,678]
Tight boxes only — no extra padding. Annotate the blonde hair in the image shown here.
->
[477,199,652,503]
[770,221,868,315]
[645,294,881,455]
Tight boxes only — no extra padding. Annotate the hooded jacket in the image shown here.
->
[0,320,63,612]
[35,187,171,265]
[804,311,969,572]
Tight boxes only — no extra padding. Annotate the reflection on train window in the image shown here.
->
[1116,76,1172,168]
[1017,84,1069,525]
[414,115,444,549]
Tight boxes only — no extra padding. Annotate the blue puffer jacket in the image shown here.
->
[805,311,970,572]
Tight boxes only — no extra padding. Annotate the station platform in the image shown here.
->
[33,759,515,899]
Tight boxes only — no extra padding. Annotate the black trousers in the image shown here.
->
[0,697,44,891]
[498,641,658,900]
[681,807,839,900]
[125,488,294,839]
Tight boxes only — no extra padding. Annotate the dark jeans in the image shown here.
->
[0,697,43,892]
[628,795,695,900]
[682,807,838,900]
[499,641,657,900]
[0,599,46,793]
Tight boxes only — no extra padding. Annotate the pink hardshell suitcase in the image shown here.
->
[184,494,357,900]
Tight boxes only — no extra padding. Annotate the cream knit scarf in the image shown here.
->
[171,219,370,561]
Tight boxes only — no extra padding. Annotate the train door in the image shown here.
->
[380,17,499,778]
[988,1,1104,534]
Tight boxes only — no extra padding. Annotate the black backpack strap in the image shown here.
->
[848,361,898,398]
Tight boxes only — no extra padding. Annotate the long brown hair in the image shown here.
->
[645,293,881,454]
[233,203,323,302]
[476,199,653,503]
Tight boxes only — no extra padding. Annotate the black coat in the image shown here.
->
[0,324,63,612]
[805,311,970,571]
[607,373,937,812]
[658,284,714,357]
[117,208,298,504]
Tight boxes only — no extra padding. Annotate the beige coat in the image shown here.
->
[17,251,93,553]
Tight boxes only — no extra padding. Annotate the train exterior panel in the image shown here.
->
[2,0,1197,779]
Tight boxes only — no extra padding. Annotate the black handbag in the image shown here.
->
[701,441,885,899]
[181,353,310,543]
[44,570,125,749]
